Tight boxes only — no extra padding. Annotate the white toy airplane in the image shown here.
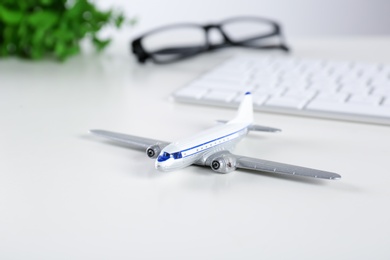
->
[90,92,341,180]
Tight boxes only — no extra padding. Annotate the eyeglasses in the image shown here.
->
[131,16,290,64]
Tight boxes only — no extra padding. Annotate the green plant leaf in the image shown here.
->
[66,0,84,19]
[31,46,44,59]
[0,6,23,24]
[32,29,45,45]
[0,0,131,61]
[40,0,54,6]
[54,41,66,59]
[114,13,125,28]
[28,11,58,29]
[92,37,111,52]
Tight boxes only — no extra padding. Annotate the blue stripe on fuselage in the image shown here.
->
[173,126,248,160]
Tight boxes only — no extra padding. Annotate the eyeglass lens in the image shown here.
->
[142,26,207,63]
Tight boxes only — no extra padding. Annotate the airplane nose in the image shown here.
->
[156,161,171,172]
[155,161,164,171]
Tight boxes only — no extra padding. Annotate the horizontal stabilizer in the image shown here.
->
[248,124,281,132]
[216,120,281,132]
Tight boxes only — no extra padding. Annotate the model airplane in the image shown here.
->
[90,92,341,180]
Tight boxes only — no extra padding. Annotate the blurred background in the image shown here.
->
[97,0,390,37]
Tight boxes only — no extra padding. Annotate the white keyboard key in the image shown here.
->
[253,94,269,105]
[348,95,382,106]
[234,93,269,105]
[314,92,348,102]
[192,80,251,91]
[310,76,339,85]
[339,78,368,87]
[372,87,390,96]
[370,78,390,86]
[255,87,285,96]
[278,83,308,91]
[279,77,308,86]
[356,75,373,84]
[306,100,390,118]
[266,96,308,109]
[328,61,351,72]
[280,72,306,80]
[371,82,390,89]
[339,85,370,95]
[253,78,279,87]
[352,62,380,73]
[284,89,316,99]
[309,82,339,92]
[310,73,332,80]
[204,90,238,103]
[338,72,359,81]
[382,97,390,107]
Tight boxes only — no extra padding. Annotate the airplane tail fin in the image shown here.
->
[226,92,281,132]
[228,92,253,124]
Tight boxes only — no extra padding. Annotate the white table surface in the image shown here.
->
[1,37,390,259]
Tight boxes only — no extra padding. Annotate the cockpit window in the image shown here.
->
[157,152,170,162]
[172,152,182,159]
[157,151,182,162]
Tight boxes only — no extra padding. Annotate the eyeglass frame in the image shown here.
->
[131,16,290,64]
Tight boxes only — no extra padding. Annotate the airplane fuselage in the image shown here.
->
[155,122,250,171]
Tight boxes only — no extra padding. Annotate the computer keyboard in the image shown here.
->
[172,55,390,125]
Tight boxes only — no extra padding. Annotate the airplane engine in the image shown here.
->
[210,154,237,174]
[146,145,161,159]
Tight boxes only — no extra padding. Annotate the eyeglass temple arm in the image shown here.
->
[131,39,150,63]
[152,46,205,55]
[238,23,290,52]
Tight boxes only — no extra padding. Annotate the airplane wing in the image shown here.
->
[90,129,169,151]
[235,155,341,180]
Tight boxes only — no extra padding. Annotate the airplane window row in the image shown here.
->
[156,131,242,162]
[193,137,232,153]
[181,131,242,158]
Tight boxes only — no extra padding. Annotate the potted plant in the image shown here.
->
[0,0,130,61]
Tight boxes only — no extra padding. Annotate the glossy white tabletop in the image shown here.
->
[1,37,390,259]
